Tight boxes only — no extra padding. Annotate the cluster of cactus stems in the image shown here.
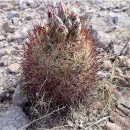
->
[22,1,99,107]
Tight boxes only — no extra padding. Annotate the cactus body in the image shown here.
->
[22,1,99,107]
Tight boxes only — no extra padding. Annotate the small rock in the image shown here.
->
[11,17,19,25]
[29,3,37,8]
[20,26,28,34]
[122,6,129,12]
[75,119,84,129]
[5,93,10,98]
[114,67,124,77]
[0,61,4,66]
[93,31,112,49]
[104,12,128,28]
[0,3,8,10]
[27,0,34,3]
[26,0,37,8]
[25,14,33,20]
[13,32,21,39]
[104,122,121,130]
[67,120,74,127]
[19,3,28,10]
[0,35,6,41]
[94,0,103,5]
[92,110,97,115]
[13,84,28,108]
[7,63,21,73]
[97,71,108,79]
[83,9,95,20]
[113,45,124,55]
[106,3,116,10]
[0,105,30,130]
[103,60,112,70]
[7,11,19,19]
[3,22,15,33]
[121,58,130,67]
[0,49,10,57]
[113,9,123,13]
[121,2,128,8]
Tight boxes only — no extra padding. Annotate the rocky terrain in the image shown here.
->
[0,0,130,130]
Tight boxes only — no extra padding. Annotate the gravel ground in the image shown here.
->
[0,0,130,130]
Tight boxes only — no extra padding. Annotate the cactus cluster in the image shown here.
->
[22,1,99,107]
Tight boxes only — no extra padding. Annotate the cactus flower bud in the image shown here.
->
[70,10,79,22]
[72,21,81,36]
[58,1,69,22]
[56,24,68,42]
[65,17,72,31]
[53,14,63,29]
[47,8,55,28]
[47,8,54,19]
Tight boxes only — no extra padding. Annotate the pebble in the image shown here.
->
[103,60,112,70]
[7,11,19,19]
[121,2,128,8]
[0,35,6,41]
[3,22,15,33]
[113,44,124,55]
[19,2,28,10]
[25,14,33,20]
[104,122,121,130]
[93,31,112,49]
[67,120,74,127]
[11,17,20,25]
[121,58,130,67]
[0,49,10,58]
[7,63,21,74]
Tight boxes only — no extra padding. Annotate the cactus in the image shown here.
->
[22,1,99,108]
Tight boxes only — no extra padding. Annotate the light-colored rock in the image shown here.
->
[0,35,6,41]
[3,22,15,33]
[121,58,130,67]
[104,12,129,28]
[0,105,30,130]
[19,2,28,10]
[25,14,33,20]
[93,31,112,49]
[20,26,28,34]
[67,120,74,127]
[27,0,34,3]
[0,49,11,57]
[11,17,20,25]
[13,84,28,108]
[121,1,128,8]
[103,60,112,69]
[106,3,116,10]
[13,32,21,39]
[97,71,108,79]
[113,44,124,55]
[94,0,103,5]
[7,11,19,19]
[27,0,37,8]
[7,63,21,73]
[104,122,121,130]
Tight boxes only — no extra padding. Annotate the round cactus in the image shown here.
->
[22,1,99,107]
